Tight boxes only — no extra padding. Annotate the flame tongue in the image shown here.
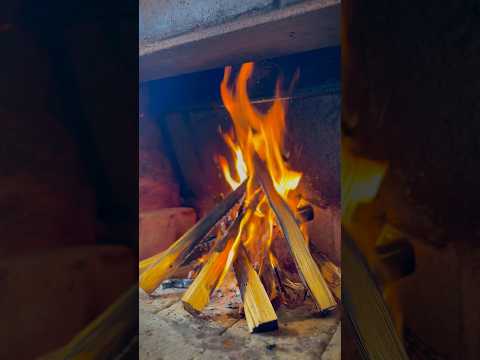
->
[217,62,303,279]
[220,62,302,199]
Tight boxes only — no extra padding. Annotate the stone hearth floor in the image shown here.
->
[140,287,340,360]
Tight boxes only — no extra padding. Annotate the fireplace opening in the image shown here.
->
[139,46,341,357]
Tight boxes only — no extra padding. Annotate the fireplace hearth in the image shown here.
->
[139,1,340,358]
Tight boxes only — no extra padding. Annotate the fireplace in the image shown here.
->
[139,1,340,358]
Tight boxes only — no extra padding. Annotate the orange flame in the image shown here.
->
[341,140,388,228]
[216,62,303,277]
[220,63,302,200]
[215,132,247,190]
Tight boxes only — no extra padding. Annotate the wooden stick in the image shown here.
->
[182,191,262,313]
[253,155,336,312]
[41,285,137,359]
[181,209,245,313]
[315,255,341,301]
[140,181,246,294]
[234,245,278,333]
[259,256,280,303]
[139,251,163,274]
[139,235,217,275]
[342,228,409,359]
[139,188,311,276]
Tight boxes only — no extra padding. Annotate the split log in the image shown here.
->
[181,209,244,313]
[1,246,135,360]
[233,245,278,333]
[42,285,138,360]
[314,254,341,301]
[139,181,246,294]
[253,155,336,312]
[181,190,261,313]
[259,256,281,304]
[139,234,216,275]
[139,251,163,275]
[342,228,409,359]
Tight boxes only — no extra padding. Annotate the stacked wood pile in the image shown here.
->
[140,169,340,334]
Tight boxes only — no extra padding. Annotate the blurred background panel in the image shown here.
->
[342,0,480,359]
[0,1,138,358]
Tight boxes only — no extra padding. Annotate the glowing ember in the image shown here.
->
[216,62,303,278]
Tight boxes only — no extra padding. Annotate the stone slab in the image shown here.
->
[140,287,340,359]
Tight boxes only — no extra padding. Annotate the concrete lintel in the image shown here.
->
[140,0,340,81]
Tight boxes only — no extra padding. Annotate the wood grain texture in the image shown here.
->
[181,209,245,313]
[233,245,278,333]
[254,155,336,312]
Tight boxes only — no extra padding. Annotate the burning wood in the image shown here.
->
[254,154,336,312]
[343,229,409,359]
[181,203,248,313]
[233,245,278,333]
[140,62,340,335]
[259,254,281,304]
[341,142,408,358]
[314,254,341,301]
[140,181,246,294]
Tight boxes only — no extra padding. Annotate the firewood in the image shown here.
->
[314,254,341,301]
[2,246,135,360]
[139,193,310,276]
[139,234,217,275]
[253,155,336,312]
[139,251,162,274]
[181,210,244,313]
[182,191,262,313]
[140,181,246,294]
[259,256,281,303]
[234,245,278,333]
[40,285,138,360]
[342,228,409,359]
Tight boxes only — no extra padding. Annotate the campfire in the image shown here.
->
[140,62,340,333]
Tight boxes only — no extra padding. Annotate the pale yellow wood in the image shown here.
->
[181,194,258,313]
[234,245,278,333]
[40,285,137,360]
[317,257,341,301]
[253,155,336,312]
[139,251,163,274]
[181,237,235,313]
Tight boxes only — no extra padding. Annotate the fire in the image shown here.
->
[216,131,247,190]
[220,62,302,199]
[216,62,303,276]
[341,139,406,337]
[341,140,387,228]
